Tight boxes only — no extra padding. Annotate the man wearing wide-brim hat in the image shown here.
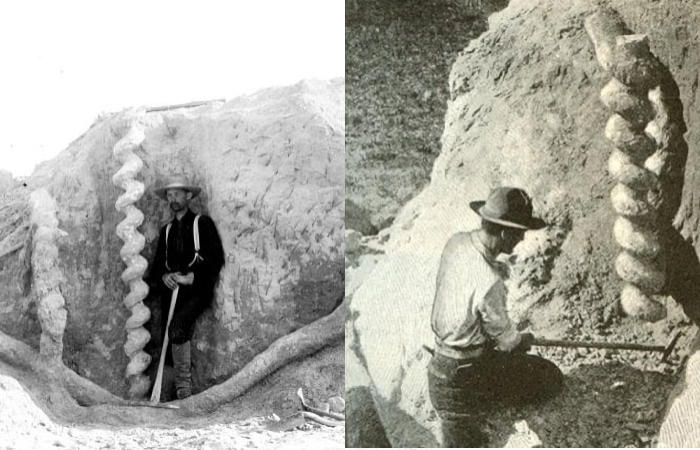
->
[146,175,225,400]
[428,187,563,447]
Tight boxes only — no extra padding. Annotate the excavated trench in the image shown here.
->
[0,204,345,449]
[0,81,346,448]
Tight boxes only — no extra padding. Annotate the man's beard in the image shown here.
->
[170,202,184,212]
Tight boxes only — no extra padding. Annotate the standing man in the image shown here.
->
[147,175,225,399]
[428,187,563,447]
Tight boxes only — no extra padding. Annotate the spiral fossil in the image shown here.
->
[112,111,152,398]
[586,10,687,322]
[29,189,68,361]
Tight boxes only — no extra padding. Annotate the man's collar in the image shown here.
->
[173,208,193,223]
[470,230,511,278]
[469,230,498,263]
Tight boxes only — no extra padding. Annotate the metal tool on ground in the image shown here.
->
[123,400,180,410]
[532,331,682,363]
[265,388,344,431]
[150,286,179,403]
[296,388,345,422]
[422,331,682,363]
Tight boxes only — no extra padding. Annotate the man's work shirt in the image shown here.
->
[431,231,521,359]
[148,209,225,318]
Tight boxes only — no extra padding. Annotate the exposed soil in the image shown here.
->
[346,234,697,447]
[485,347,685,447]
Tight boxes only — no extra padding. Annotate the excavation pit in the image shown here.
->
[0,79,345,449]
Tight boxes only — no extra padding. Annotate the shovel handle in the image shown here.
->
[150,286,179,403]
[532,338,665,353]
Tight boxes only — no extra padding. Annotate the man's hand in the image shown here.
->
[514,332,535,353]
[162,273,178,290]
[173,272,194,286]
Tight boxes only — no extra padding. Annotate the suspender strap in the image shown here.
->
[189,214,203,267]
[165,223,172,271]
[164,214,203,271]
[193,215,200,252]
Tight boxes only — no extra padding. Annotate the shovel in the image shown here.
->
[150,286,179,403]
[422,331,682,363]
[532,331,683,363]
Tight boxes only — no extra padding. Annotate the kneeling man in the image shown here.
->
[428,187,563,447]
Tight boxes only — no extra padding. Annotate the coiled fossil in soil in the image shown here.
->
[586,10,687,322]
[112,111,152,398]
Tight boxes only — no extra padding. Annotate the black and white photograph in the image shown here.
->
[345,0,700,447]
[0,1,345,449]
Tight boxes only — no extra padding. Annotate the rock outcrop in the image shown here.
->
[0,78,344,400]
[347,0,700,446]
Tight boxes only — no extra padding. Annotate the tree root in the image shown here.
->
[173,299,346,412]
[0,298,345,412]
[0,329,125,406]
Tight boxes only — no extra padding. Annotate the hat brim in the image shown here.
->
[154,185,201,200]
[469,200,546,230]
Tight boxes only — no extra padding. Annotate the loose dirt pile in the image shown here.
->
[346,0,700,447]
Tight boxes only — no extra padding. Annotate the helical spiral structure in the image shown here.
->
[586,10,687,322]
[29,188,68,361]
[112,111,152,398]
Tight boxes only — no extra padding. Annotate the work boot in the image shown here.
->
[171,341,192,399]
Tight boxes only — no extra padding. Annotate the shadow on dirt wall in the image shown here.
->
[666,227,700,324]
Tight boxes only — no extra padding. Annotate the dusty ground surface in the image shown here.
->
[483,345,687,447]
[0,362,343,450]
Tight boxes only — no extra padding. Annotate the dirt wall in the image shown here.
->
[0,79,345,398]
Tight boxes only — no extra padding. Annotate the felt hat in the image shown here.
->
[154,175,201,200]
[469,187,546,230]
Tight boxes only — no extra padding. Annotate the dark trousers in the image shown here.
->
[145,285,202,357]
[158,285,201,344]
[427,350,563,447]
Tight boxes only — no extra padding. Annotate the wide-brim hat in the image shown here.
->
[154,175,201,200]
[469,187,546,230]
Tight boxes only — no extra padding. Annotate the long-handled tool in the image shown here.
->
[532,331,682,363]
[124,400,180,410]
[150,286,179,403]
[422,331,682,363]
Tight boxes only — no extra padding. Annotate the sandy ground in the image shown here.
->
[0,373,343,450]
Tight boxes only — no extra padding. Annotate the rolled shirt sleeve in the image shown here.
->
[480,279,521,352]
